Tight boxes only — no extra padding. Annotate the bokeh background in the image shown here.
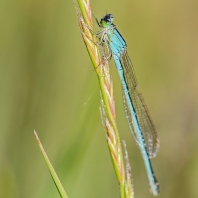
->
[1,0,198,197]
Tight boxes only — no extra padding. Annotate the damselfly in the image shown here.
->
[95,14,160,196]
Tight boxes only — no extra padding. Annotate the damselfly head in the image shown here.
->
[100,14,114,27]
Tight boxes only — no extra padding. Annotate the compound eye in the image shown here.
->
[109,14,114,23]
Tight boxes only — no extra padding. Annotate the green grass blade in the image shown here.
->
[34,130,68,198]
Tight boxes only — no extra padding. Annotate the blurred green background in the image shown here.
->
[1,0,198,197]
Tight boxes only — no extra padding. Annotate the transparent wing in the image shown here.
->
[120,51,159,158]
